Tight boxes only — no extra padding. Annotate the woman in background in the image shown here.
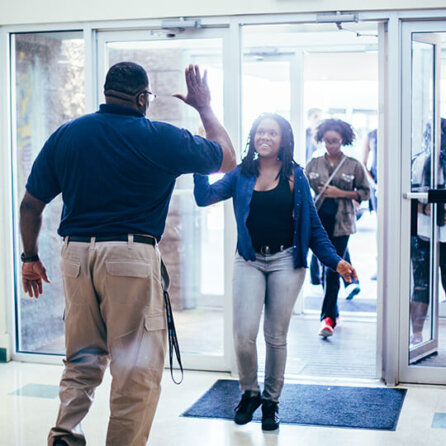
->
[306,118,370,338]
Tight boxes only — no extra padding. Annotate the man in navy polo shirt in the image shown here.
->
[19,62,236,446]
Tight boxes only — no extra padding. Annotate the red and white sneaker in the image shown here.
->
[319,317,335,337]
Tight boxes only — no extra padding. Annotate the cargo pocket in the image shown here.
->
[60,258,82,305]
[136,312,167,372]
[144,312,167,331]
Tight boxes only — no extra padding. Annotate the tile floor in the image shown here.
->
[1,361,446,446]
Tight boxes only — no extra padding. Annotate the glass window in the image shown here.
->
[12,31,85,354]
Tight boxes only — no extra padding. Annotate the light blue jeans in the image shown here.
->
[233,248,305,402]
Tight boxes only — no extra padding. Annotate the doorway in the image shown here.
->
[96,28,234,372]
[241,22,380,380]
[8,15,386,383]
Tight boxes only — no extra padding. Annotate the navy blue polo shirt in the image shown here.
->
[26,104,223,240]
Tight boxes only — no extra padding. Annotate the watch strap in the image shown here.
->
[21,253,40,263]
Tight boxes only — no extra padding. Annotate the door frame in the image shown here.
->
[10,10,445,385]
[398,20,446,384]
[96,26,239,373]
[3,13,387,380]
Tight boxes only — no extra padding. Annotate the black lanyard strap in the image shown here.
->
[163,289,183,384]
[160,258,183,384]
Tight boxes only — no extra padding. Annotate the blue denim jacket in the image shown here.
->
[193,164,341,270]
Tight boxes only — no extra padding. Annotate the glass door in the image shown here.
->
[97,28,232,371]
[11,31,86,358]
[400,22,446,384]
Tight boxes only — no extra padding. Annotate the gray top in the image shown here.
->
[305,154,371,236]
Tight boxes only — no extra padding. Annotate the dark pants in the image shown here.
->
[410,236,446,336]
[318,212,350,325]
[310,253,322,285]
[411,236,446,304]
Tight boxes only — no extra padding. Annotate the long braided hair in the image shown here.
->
[240,113,295,181]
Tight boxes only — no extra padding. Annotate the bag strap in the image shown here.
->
[160,258,184,385]
[314,156,347,209]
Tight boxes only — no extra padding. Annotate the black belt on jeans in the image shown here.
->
[258,244,291,255]
[65,234,156,245]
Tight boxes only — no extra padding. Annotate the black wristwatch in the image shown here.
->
[21,252,40,263]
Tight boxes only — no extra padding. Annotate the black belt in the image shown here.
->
[258,244,291,255]
[65,234,156,245]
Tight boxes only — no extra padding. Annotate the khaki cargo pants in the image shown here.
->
[48,236,167,446]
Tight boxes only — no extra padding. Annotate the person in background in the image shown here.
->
[306,118,370,337]
[194,112,356,431]
[410,119,446,345]
[20,62,235,446]
[306,110,360,298]
[362,128,378,281]
[307,108,324,286]
[362,128,378,213]
[305,108,323,163]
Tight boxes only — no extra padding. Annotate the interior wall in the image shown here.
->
[0,0,445,26]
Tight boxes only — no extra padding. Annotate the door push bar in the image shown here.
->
[403,191,446,202]
[404,190,446,237]
[428,189,446,203]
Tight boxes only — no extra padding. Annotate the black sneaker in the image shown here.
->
[261,400,280,431]
[234,391,261,425]
[53,440,68,446]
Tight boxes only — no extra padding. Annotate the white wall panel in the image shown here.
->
[0,0,446,26]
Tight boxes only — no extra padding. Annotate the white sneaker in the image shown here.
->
[344,283,360,300]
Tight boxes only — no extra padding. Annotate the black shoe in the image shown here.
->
[261,400,280,431]
[53,439,68,446]
[234,391,261,425]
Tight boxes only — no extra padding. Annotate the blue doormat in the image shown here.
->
[182,379,406,430]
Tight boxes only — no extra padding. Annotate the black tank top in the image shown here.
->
[246,176,294,254]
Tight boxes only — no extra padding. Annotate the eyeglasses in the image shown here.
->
[322,138,342,146]
[139,89,157,103]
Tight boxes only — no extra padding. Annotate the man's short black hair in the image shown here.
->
[104,61,149,96]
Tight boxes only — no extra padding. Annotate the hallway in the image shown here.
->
[2,361,446,445]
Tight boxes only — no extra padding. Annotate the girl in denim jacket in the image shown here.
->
[194,113,356,431]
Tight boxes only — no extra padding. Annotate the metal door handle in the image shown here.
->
[403,192,428,200]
